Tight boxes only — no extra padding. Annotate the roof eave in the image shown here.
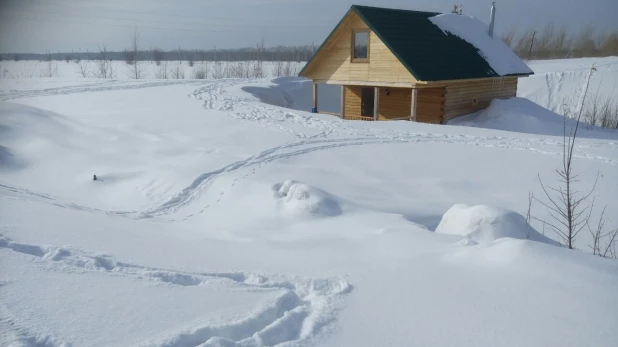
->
[298,7,356,77]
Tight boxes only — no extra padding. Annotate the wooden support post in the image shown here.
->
[312,83,318,113]
[340,85,346,119]
[410,88,418,121]
[373,87,379,121]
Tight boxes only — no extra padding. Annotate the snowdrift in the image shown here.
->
[436,204,559,246]
[448,97,618,139]
[273,180,343,217]
[0,102,76,170]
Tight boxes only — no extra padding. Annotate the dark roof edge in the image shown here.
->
[351,5,440,17]
[352,5,438,82]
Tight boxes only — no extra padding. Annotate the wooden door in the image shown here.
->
[361,87,375,117]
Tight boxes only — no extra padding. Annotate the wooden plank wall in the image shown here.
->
[377,87,412,120]
[443,77,518,122]
[302,12,417,84]
[417,87,445,124]
[344,85,445,123]
[344,86,362,117]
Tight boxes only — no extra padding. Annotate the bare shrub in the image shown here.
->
[126,28,146,79]
[187,51,195,67]
[192,62,208,79]
[123,49,134,65]
[226,61,251,78]
[536,66,598,249]
[21,62,38,78]
[514,29,536,59]
[153,48,164,66]
[599,30,618,56]
[273,50,285,77]
[94,45,115,79]
[250,41,265,78]
[211,61,224,79]
[587,202,618,258]
[573,25,597,57]
[154,61,168,79]
[251,60,263,78]
[535,24,571,59]
[40,51,58,77]
[75,60,90,78]
[451,4,464,14]
[501,28,516,49]
[171,63,185,79]
[583,95,618,129]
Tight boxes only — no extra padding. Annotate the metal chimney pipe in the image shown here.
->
[488,2,496,37]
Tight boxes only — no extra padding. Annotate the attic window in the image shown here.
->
[352,30,369,62]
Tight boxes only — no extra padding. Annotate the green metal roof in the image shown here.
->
[300,5,532,82]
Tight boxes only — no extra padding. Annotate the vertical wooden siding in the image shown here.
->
[302,12,417,84]
[416,87,446,124]
[377,87,412,120]
[344,86,362,117]
[443,77,518,122]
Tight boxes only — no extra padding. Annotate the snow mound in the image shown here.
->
[429,14,533,76]
[273,180,343,217]
[436,204,559,246]
[448,97,618,139]
[0,102,75,170]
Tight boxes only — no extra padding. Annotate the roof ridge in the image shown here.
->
[351,4,441,16]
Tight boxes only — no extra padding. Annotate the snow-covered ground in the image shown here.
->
[1,58,617,346]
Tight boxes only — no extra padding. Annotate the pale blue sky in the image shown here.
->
[1,0,617,53]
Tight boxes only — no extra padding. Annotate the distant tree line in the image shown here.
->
[502,25,618,60]
[0,45,317,63]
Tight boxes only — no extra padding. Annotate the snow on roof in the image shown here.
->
[429,13,533,76]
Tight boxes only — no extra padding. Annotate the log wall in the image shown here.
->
[443,77,518,122]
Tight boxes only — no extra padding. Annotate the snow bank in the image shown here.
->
[273,180,342,217]
[429,14,533,76]
[436,204,558,246]
[448,97,618,139]
[0,102,75,170]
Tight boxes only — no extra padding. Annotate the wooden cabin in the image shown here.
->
[299,5,533,124]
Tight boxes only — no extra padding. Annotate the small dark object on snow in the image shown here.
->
[93,174,97,181]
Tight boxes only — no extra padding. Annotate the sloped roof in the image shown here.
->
[300,5,533,82]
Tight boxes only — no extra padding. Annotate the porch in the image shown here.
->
[311,83,445,124]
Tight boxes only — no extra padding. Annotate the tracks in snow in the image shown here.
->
[0,234,352,347]
[2,133,616,222]
[1,79,616,221]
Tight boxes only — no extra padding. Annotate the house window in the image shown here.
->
[352,30,369,61]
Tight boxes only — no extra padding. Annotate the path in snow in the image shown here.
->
[0,233,351,347]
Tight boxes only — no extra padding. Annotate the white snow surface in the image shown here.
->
[429,13,534,76]
[1,58,618,346]
[436,204,559,246]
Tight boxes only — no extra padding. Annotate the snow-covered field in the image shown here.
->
[1,58,617,347]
